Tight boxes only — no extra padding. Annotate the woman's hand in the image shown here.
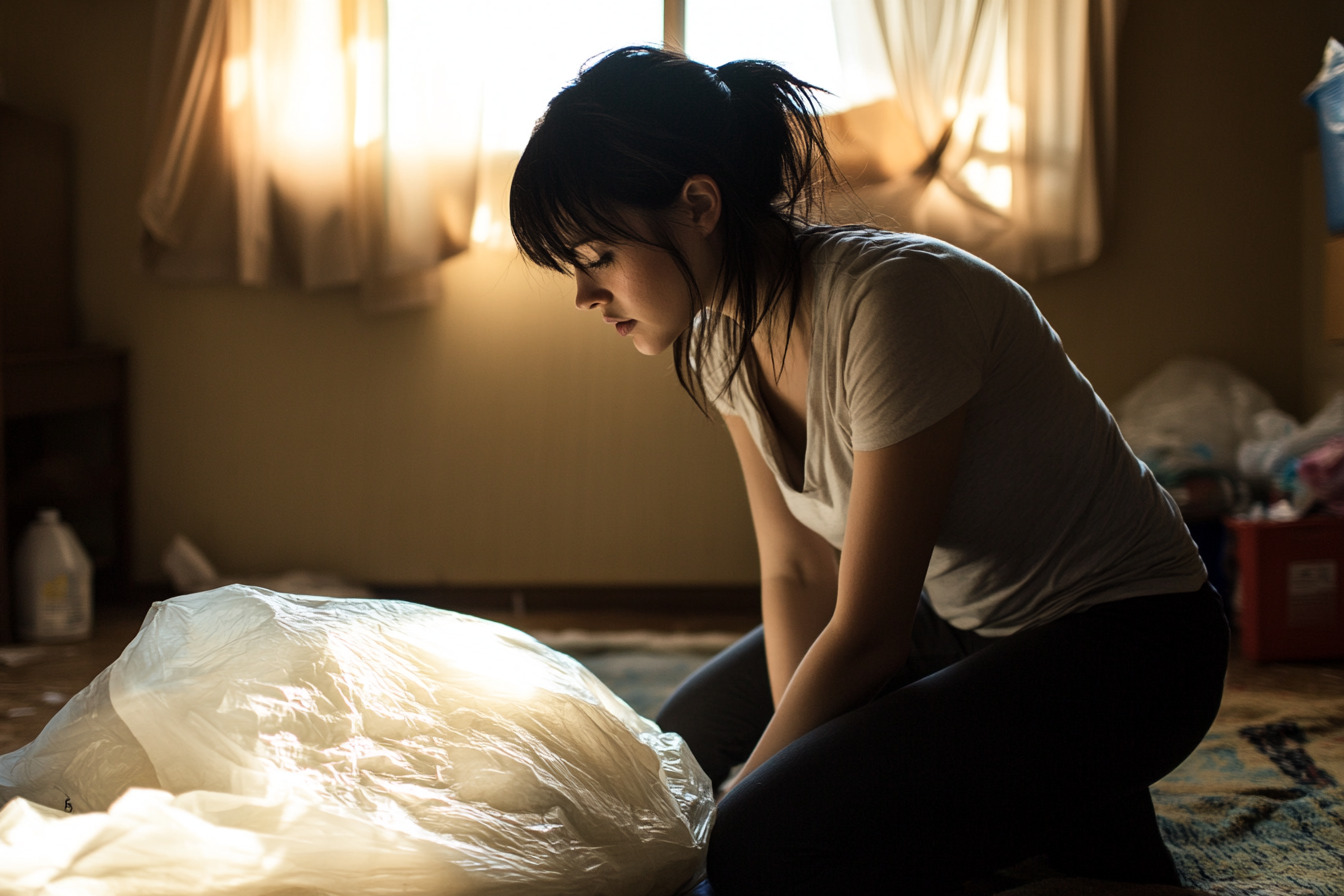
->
[716,765,745,802]
[731,402,968,785]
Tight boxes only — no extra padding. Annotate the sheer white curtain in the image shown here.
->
[141,0,486,311]
[138,0,1114,307]
[828,0,1120,280]
[139,0,660,311]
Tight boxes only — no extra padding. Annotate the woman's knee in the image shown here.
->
[706,788,819,896]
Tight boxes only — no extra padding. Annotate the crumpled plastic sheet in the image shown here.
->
[0,586,715,895]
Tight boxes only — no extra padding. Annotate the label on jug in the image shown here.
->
[36,573,87,637]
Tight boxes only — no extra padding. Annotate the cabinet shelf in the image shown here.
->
[5,348,127,418]
[0,106,132,642]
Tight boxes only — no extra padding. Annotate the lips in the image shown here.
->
[603,316,636,336]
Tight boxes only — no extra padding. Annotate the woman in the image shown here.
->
[509,46,1227,895]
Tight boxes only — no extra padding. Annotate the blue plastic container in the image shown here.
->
[1305,38,1344,235]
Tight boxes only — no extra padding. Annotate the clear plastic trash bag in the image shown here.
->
[1116,356,1275,481]
[0,586,714,895]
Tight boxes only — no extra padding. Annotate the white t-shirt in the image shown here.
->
[709,228,1206,636]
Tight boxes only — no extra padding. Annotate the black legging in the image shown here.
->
[656,585,1229,895]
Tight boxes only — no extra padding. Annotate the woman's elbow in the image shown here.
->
[818,619,911,682]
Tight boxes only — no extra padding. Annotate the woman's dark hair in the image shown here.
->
[509,45,837,413]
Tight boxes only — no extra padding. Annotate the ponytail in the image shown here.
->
[713,59,829,212]
[510,46,839,414]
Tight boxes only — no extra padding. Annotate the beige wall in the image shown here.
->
[1030,1,1344,419]
[0,0,756,586]
[0,1,1339,586]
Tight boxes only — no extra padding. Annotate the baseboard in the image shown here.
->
[371,584,760,615]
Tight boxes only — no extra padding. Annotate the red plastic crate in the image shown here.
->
[1228,516,1344,661]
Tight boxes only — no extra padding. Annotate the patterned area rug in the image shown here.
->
[532,629,740,722]
[568,650,712,720]
[1152,688,1344,895]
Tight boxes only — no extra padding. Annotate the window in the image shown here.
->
[141,0,1113,309]
[684,0,848,114]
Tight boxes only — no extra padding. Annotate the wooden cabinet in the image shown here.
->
[0,106,130,642]
[0,105,74,354]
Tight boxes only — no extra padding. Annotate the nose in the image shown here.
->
[574,268,609,311]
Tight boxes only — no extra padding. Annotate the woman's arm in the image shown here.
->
[724,415,839,704]
[731,402,968,784]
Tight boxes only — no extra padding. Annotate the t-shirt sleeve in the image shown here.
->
[698,318,749,419]
[711,388,740,418]
[844,254,987,451]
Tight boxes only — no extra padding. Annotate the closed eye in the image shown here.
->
[578,252,614,272]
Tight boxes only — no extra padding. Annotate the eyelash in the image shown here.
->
[579,252,614,271]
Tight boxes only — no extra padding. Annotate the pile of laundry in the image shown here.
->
[1117,357,1344,521]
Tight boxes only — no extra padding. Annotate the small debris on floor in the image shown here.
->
[0,646,49,667]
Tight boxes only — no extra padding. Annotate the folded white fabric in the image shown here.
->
[0,586,713,895]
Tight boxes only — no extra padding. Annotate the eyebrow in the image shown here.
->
[568,240,611,264]
[569,237,606,252]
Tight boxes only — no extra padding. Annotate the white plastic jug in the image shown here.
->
[14,508,93,642]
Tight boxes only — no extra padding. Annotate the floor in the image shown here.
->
[4,596,1339,896]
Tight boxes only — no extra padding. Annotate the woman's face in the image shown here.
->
[572,236,697,356]
[570,178,723,356]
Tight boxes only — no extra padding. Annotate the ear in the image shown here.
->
[679,175,722,236]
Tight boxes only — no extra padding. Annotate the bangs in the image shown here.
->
[509,123,657,273]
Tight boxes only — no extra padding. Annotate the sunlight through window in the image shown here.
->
[684,0,848,113]
[350,36,385,149]
[948,12,1016,211]
[477,0,663,152]
[463,0,663,246]
[275,0,347,156]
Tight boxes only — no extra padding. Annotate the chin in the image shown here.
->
[632,335,672,356]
